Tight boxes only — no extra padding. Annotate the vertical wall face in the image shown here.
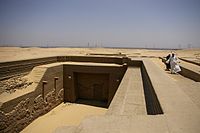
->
[106,66,147,115]
[0,57,58,80]
[141,64,163,115]
[63,65,127,107]
[0,64,64,133]
[75,73,109,101]
[40,65,63,97]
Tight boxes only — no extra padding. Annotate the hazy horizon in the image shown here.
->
[0,0,200,49]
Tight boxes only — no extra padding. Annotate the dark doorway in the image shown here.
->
[93,83,104,100]
[74,73,109,107]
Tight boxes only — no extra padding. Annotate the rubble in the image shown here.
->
[0,75,33,94]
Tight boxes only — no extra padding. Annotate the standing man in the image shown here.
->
[170,53,181,74]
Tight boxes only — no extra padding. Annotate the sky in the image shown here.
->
[0,0,200,49]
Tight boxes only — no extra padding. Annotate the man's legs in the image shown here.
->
[165,63,170,71]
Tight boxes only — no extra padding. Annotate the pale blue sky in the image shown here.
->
[0,0,200,48]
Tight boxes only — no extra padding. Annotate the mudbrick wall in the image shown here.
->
[0,57,57,80]
[0,56,131,132]
[0,88,64,133]
[0,56,130,80]
[0,64,64,133]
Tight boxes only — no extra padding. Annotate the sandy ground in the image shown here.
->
[0,47,199,62]
[150,58,200,108]
[21,103,107,133]
[0,47,199,133]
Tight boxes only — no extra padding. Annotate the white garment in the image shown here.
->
[170,56,181,73]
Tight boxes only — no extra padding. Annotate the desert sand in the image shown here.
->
[21,103,107,133]
[0,47,199,133]
[1,47,199,95]
[0,47,199,62]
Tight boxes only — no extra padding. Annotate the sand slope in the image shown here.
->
[21,103,107,133]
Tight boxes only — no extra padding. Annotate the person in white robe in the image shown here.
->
[170,53,181,74]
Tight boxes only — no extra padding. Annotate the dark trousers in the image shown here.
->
[166,63,170,69]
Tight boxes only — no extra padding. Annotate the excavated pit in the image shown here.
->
[63,63,127,108]
[0,56,164,133]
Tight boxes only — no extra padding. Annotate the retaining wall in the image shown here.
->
[0,64,64,133]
